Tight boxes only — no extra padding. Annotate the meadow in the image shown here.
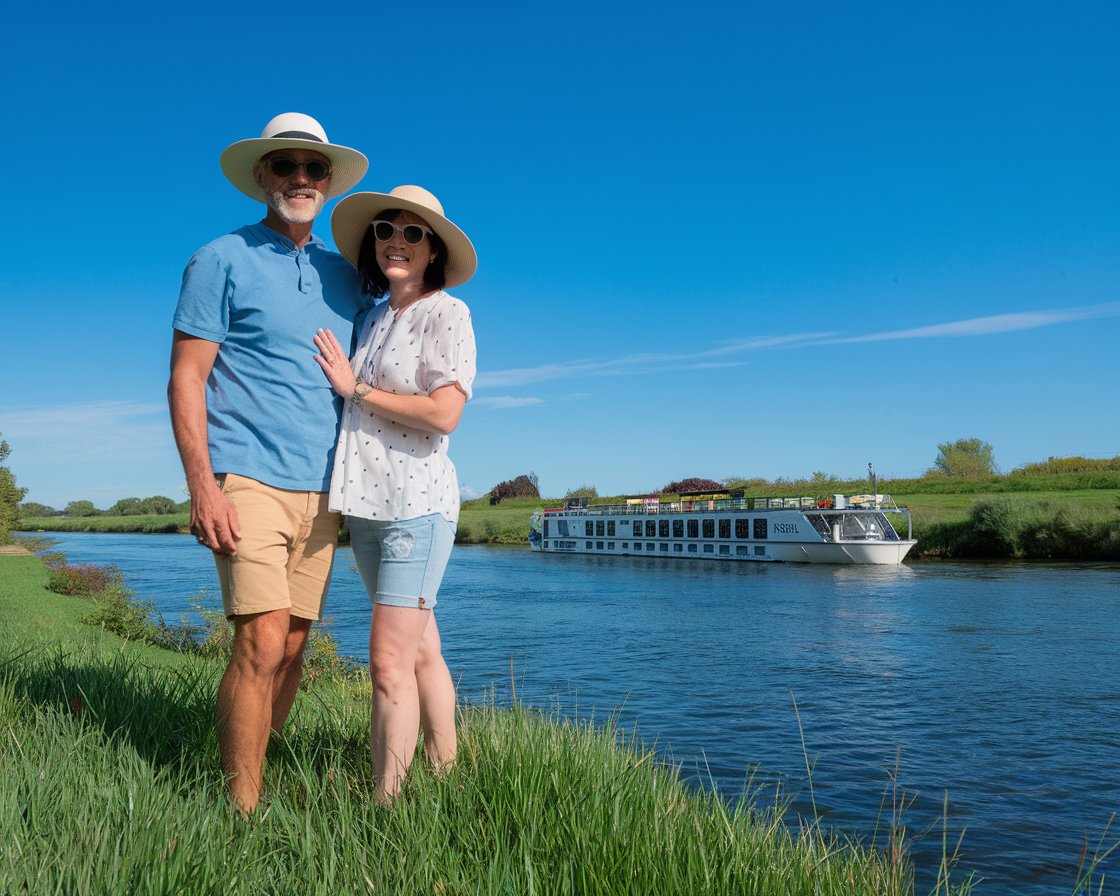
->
[17,470,1120,559]
[0,553,987,895]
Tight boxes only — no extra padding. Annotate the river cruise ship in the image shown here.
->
[528,490,916,565]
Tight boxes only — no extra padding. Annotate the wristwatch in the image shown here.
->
[351,382,373,407]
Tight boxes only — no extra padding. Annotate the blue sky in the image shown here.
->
[1,1,1117,508]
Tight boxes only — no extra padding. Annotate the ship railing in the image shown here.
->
[541,494,909,517]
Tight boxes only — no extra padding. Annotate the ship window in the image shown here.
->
[702,519,715,538]
[687,544,698,553]
[736,545,749,556]
[607,542,614,549]
[754,545,766,556]
[754,518,768,539]
[645,520,656,537]
[672,519,684,538]
[633,542,641,551]
[659,520,669,538]
[622,542,629,549]
[703,544,714,553]
[736,518,749,539]
[596,541,603,549]
[585,541,592,549]
[660,543,669,552]
[719,544,730,555]
[719,519,731,539]
[646,542,655,551]
[585,522,594,537]
[687,519,699,538]
[596,520,605,536]
[607,520,616,536]
[673,543,683,552]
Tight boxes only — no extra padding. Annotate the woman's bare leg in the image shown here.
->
[369,604,430,801]
[415,614,457,770]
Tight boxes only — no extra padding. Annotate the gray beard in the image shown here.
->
[265,189,324,225]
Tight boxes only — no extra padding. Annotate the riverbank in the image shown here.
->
[19,487,1120,560]
[0,553,976,895]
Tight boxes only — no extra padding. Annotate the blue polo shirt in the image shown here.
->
[173,222,367,491]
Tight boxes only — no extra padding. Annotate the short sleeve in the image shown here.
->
[420,298,477,400]
[172,245,229,342]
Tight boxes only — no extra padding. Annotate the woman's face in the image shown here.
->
[375,210,437,289]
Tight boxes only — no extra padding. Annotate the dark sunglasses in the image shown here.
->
[371,220,433,245]
[267,157,332,181]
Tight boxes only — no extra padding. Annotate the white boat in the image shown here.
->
[528,490,915,565]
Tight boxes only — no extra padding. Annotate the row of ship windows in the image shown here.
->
[575,518,768,539]
[548,541,768,556]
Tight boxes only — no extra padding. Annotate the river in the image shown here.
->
[32,532,1120,895]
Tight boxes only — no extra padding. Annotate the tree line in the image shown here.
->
[20,496,188,518]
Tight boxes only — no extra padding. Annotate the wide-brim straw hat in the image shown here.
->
[219,112,368,202]
[331,185,477,288]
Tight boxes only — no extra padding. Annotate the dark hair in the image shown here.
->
[356,209,448,299]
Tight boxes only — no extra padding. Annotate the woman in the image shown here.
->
[313,185,476,801]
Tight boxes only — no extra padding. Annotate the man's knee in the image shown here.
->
[230,611,296,676]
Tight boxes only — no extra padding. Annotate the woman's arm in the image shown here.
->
[313,328,467,435]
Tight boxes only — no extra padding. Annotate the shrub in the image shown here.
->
[489,474,540,505]
[48,562,123,596]
[661,477,724,495]
[82,587,161,642]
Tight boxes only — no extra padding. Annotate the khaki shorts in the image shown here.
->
[213,473,340,620]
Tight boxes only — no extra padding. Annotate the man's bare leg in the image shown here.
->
[216,608,295,814]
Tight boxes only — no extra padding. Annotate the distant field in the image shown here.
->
[19,488,1120,558]
[894,489,1120,525]
[17,514,189,534]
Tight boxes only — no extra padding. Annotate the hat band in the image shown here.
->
[270,130,324,142]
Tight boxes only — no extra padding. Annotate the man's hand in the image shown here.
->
[190,479,242,556]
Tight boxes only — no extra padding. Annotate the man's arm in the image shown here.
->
[168,331,241,555]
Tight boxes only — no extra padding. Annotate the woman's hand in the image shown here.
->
[313,328,358,399]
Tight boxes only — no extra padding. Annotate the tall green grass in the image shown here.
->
[909,496,1120,560]
[0,553,993,895]
[0,644,978,896]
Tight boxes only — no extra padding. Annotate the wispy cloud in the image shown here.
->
[814,301,1120,345]
[0,401,173,461]
[477,302,1118,390]
[472,396,544,409]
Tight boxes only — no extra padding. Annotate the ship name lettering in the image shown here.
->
[773,523,799,534]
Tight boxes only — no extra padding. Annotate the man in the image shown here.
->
[168,113,368,813]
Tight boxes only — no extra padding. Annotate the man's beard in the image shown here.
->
[265,188,325,225]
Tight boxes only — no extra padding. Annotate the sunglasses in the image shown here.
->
[371,220,433,245]
[267,157,332,181]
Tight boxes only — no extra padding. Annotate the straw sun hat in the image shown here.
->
[219,112,368,202]
[331,185,477,288]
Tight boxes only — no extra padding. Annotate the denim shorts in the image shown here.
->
[346,513,456,610]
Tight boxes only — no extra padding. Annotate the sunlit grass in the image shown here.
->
[0,552,987,895]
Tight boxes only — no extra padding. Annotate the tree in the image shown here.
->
[19,502,58,518]
[0,436,27,544]
[65,500,101,517]
[928,438,997,479]
[661,477,723,495]
[109,497,144,516]
[488,474,541,505]
[139,496,178,515]
[562,484,598,499]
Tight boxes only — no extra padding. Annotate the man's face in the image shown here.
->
[256,148,332,225]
